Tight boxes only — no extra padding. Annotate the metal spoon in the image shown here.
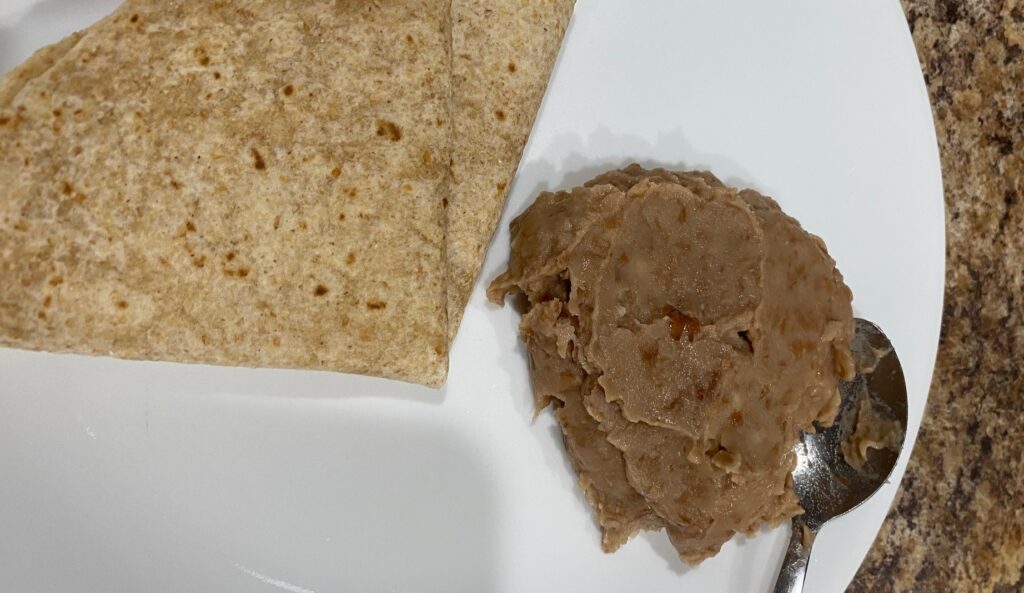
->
[771,318,908,593]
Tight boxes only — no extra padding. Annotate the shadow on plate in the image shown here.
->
[0,348,448,404]
[511,125,767,214]
[0,379,498,593]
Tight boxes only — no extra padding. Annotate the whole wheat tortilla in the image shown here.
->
[0,0,452,386]
[448,0,574,341]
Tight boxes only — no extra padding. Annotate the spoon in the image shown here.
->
[771,318,908,593]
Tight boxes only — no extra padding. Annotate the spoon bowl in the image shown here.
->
[773,318,908,593]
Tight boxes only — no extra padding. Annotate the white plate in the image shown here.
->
[0,1,944,592]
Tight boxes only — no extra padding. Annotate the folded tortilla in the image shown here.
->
[448,0,574,342]
[0,0,452,386]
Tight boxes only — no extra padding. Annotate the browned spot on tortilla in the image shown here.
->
[340,314,350,327]
[678,206,688,224]
[494,109,506,121]
[508,62,517,73]
[376,120,402,141]
[48,276,64,286]
[346,252,356,264]
[330,167,341,177]
[42,295,52,307]
[730,410,744,426]
[367,300,387,310]
[282,84,294,96]
[422,149,432,164]
[116,300,128,309]
[251,148,266,170]
[129,14,139,23]
[185,220,196,232]
[314,284,329,296]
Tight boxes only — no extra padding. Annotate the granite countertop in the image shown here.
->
[848,1,1024,591]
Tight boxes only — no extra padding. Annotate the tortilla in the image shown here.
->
[447,0,575,342]
[0,0,452,386]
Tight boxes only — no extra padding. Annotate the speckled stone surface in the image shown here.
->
[847,1,1024,592]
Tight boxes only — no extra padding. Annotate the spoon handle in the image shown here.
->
[771,515,818,593]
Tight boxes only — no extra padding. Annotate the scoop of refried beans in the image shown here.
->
[487,164,856,565]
